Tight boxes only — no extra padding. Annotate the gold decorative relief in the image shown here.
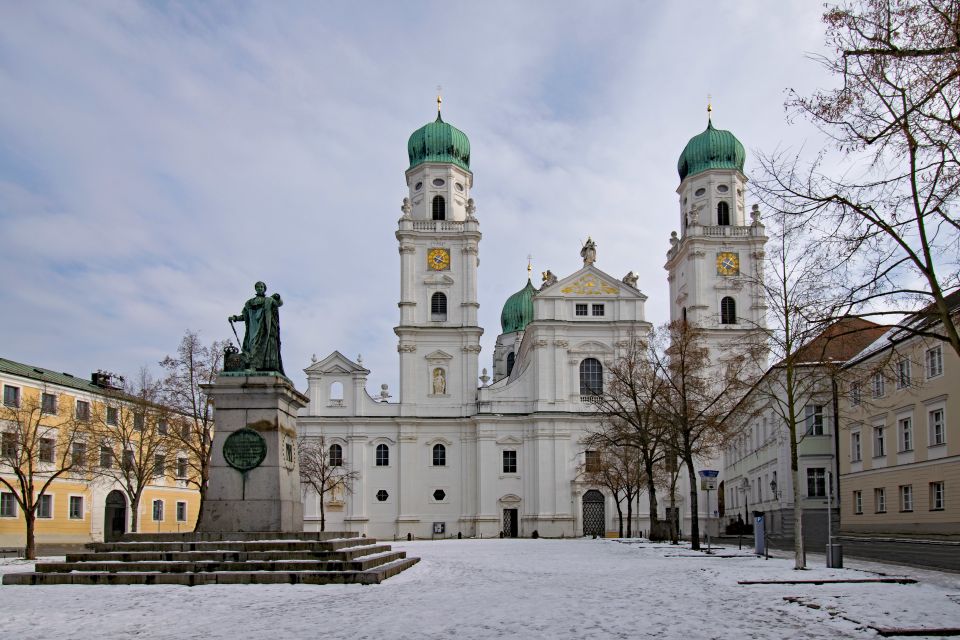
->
[560,276,618,295]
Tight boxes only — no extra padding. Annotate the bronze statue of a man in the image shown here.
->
[230,281,284,375]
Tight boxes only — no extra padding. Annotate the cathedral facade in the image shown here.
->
[297,109,765,539]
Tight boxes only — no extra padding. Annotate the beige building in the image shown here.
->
[839,294,959,536]
[0,358,201,548]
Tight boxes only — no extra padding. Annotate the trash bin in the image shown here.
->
[826,543,843,568]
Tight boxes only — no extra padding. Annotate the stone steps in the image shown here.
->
[3,532,419,586]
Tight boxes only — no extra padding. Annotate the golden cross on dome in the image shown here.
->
[707,93,713,121]
[436,85,443,115]
[527,254,533,279]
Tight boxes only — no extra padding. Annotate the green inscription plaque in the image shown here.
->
[223,428,267,472]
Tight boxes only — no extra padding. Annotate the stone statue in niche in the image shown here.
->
[580,237,597,266]
[432,368,446,395]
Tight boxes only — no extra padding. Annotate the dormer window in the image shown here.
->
[432,195,446,220]
[591,304,605,317]
[575,304,588,316]
[717,201,730,225]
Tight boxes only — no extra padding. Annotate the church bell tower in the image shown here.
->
[395,98,482,417]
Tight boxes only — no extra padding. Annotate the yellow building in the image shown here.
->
[839,294,959,536]
[0,357,201,549]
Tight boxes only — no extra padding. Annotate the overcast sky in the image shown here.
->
[0,1,834,394]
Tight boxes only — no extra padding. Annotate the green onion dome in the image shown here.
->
[677,119,745,181]
[407,113,471,172]
[500,279,537,334]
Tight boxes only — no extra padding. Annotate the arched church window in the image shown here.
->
[329,444,343,467]
[720,296,737,325]
[376,443,389,466]
[506,352,515,376]
[431,292,447,321]
[579,358,603,396]
[432,443,446,467]
[717,201,731,226]
[432,195,446,220]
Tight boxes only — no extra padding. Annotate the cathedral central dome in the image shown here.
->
[677,119,745,181]
[500,279,537,334]
[407,113,471,172]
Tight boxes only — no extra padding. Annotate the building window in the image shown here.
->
[851,431,862,462]
[37,494,52,519]
[579,358,603,396]
[575,303,588,316]
[153,454,165,477]
[176,457,188,478]
[930,481,944,510]
[181,423,191,439]
[376,489,388,502]
[1,492,16,517]
[591,304,605,317]
[99,446,112,469]
[432,195,446,220]
[585,450,600,473]
[899,417,913,452]
[72,442,87,469]
[3,385,20,408]
[69,496,83,519]
[717,201,731,225]
[157,419,167,434]
[926,346,943,379]
[375,444,389,467]
[873,426,885,457]
[39,438,55,463]
[896,359,911,389]
[432,443,446,467]
[900,485,913,512]
[806,468,826,498]
[502,450,517,474]
[929,408,945,446]
[152,499,164,522]
[872,372,885,398]
[2,432,17,458]
[329,444,343,467]
[431,292,447,321]
[75,400,90,421]
[41,393,57,415]
[875,487,886,513]
[506,352,515,376]
[122,449,134,472]
[106,407,119,426]
[853,490,863,514]
[134,414,145,431]
[720,297,736,325]
[850,382,861,406]
[176,501,187,522]
[804,405,824,435]
[432,489,446,501]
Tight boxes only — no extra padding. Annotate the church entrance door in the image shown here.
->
[104,490,126,542]
[502,509,518,538]
[582,490,605,537]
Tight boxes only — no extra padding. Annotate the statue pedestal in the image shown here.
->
[197,373,306,532]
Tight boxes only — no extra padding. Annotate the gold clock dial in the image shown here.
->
[716,252,739,276]
[427,248,451,271]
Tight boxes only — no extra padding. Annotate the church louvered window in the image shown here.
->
[431,292,447,320]
[720,296,736,324]
[432,195,446,220]
[717,201,730,226]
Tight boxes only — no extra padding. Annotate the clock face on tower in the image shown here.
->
[427,248,451,271]
[716,252,740,276]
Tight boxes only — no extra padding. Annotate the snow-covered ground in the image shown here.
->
[2,539,959,639]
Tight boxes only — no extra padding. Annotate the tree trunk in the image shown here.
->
[130,494,141,533]
[645,459,659,533]
[24,510,36,560]
[686,457,700,550]
[320,494,326,532]
[194,479,207,531]
[791,458,806,570]
[626,493,633,537]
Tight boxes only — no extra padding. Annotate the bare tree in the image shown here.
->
[0,388,89,559]
[298,435,359,532]
[588,333,670,538]
[654,320,748,550]
[159,331,226,526]
[88,369,173,533]
[759,0,960,356]
[578,437,645,537]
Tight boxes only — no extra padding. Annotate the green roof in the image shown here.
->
[0,357,104,396]
[407,113,471,172]
[500,279,537,334]
[677,119,745,181]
